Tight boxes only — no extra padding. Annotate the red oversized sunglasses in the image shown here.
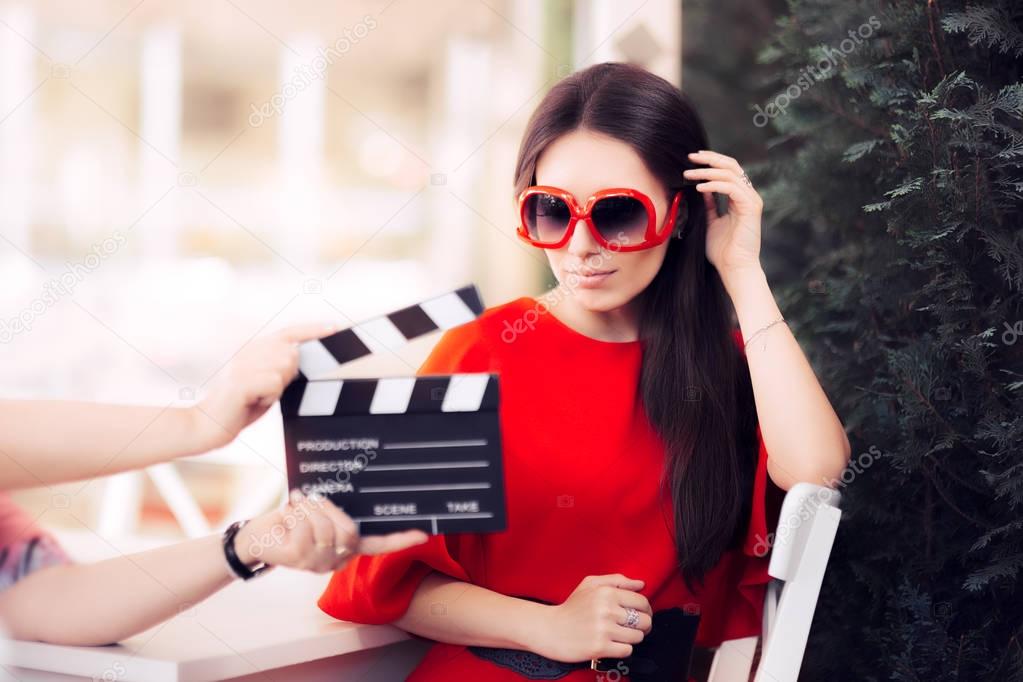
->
[516,185,684,251]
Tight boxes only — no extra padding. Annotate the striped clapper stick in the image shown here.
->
[280,285,507,536]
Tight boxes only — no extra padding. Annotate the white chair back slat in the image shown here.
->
[756,503,841,681]
[767,483,841,581]
[761,579,781,645]
[706,482,842,682]
[706,636,758,682]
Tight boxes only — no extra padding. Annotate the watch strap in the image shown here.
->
[223,520,271,580]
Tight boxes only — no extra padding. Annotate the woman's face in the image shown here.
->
[532,128,673,313]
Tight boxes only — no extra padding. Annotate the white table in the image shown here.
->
[0,570,431,682]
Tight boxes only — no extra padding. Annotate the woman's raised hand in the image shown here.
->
[684,149,764,281]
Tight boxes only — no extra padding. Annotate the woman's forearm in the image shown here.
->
[0,534,234,645]
[394,571,550,651]
[722,267,852,489]
[0,400,212,489]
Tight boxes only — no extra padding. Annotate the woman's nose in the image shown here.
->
[565,218,601,257]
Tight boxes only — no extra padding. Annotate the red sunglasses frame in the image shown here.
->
[516,185,684,251]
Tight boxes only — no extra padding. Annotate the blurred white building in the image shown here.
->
[0,0,680,552]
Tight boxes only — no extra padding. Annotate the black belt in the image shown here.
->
[466,597,700,681]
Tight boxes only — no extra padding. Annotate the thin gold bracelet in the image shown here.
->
[743,317,786,352]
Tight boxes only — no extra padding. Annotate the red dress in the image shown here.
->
[318,296,784,681]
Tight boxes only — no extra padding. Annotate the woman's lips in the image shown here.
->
[566,269,616,288]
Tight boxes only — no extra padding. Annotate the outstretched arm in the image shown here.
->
[0,401,214,489]
[0,493,427,646]
[0,323,333,490]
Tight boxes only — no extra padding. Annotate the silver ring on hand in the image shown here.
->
[623,607,640,629]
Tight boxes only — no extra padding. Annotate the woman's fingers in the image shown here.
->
[315,498,360,568]
[357,529,430,556]
[305,501,337,571]
[284,507,315,566]
[688,149,743,174]
[691,179,740,198]
[278,323,337,344]
[615,604,652,634]
[238,324,332,395]
[317,497,359,539]
[686,150,761,208]
[683,167,739,184]
[586,573,645,591]
[612,587,652,636]
[270,490,428,570]
[244,370,286,407]
[616,588,653,616]
[267,323,335,384]
[611,623,646,644]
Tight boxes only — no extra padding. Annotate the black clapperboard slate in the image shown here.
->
[280,285,506,535]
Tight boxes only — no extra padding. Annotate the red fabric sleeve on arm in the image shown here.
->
[317,322,491,624]
[317,535,472,624]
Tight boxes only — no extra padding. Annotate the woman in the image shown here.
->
[317,62,851,681]
[0,323,427,646]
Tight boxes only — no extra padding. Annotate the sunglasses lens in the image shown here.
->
[523,192,571,244]
[591,196,650,245]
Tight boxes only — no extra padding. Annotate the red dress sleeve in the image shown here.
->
[317,322,491,624]
[693,330,786,647]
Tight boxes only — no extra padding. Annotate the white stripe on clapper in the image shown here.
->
[352,316,410,354]
[441,374,489,412]
[420,292,476,329]
[369,377,416,414]
[298,380,343,416]
[298,340,341,380]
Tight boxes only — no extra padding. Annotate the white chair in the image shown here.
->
[707,482,843,682]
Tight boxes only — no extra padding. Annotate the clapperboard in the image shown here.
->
[280,285,506,536]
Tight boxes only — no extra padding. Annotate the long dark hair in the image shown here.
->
[513,62,759,587]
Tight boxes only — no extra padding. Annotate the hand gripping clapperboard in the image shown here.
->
[280,285,506,536]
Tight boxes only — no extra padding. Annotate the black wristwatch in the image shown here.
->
[222,520,272,581]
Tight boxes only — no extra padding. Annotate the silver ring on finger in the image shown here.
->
[623,607,640,629]
[740,171,753,187]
